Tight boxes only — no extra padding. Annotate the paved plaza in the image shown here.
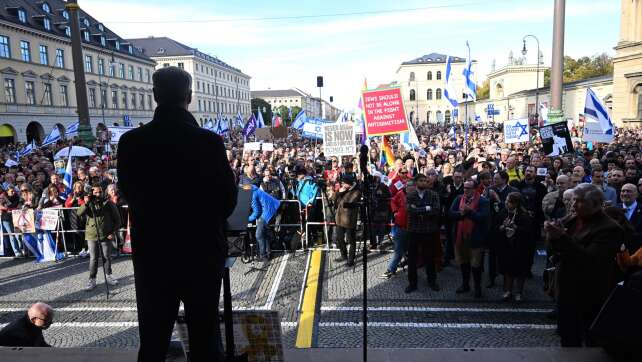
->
[0,248,559,349]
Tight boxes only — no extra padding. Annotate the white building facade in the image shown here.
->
[128,37,251,126]
[395,53,474,125]
[0,0,157,144]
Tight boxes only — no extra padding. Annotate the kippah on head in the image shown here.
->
[153,67,192,105]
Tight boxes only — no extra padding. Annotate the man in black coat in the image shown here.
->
[0,303,53,347]
[118,67,237,362]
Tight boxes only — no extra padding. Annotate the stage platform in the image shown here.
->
[0,347,617,362]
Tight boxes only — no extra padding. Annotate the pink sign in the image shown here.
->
[362,87,409,136]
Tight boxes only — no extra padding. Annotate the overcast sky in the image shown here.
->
[82,0,620,112]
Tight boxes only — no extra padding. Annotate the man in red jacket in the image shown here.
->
[380,180,414,279]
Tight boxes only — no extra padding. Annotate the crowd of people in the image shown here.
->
[1,113,642,349]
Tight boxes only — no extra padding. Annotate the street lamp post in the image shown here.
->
[548,0,566,124]
[65,0,94,145]
[522,34,541,126]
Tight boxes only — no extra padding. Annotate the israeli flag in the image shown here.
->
[216,117,229,136]
[41,127,62,148]
[257,110,265,128]
[444,56,459,107]
[463,42,476,102]
[18,140,36,158]
[301,118,324,140]
[203,118,215,131]
[62,150,73,197]
[584,88,613,135]
[236,111,244,128]
[401,122,420,150]
[291,110,307,130]
[65,121,80,137]
[23,231,64,263]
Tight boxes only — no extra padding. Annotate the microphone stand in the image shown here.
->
[358,145,374,362]
[87,199,110,300]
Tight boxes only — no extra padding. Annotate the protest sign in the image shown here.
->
[361,87,409,136]
[255,128,274,141]
[37,209,59,231]
[503,119,530,144]
[540,122,574,156]
[323,123,355,157]
[301,118,324,140]
[108,127,134,145]
[243,142,274,152]
[583,120,614,143]
[12,209,35,233]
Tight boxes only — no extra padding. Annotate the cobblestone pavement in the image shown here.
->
[0,246,559,349]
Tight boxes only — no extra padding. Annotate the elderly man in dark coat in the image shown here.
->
[0,303,53,347]
[545,183,621,347]
[118,66,237,362]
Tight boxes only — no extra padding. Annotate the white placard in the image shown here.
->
[323,123,355,157]
[243,142,274,152]
[38,209,60,231]
[503,119,530,144]
[583,120,614,143]
[108,127,134,145]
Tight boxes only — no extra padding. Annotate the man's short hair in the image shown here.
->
[152,67,192,105]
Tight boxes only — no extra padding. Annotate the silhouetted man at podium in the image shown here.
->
[118,66,237,362]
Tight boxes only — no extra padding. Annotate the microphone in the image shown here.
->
[359,145,369,177]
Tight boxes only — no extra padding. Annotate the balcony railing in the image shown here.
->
[0,103,154,119]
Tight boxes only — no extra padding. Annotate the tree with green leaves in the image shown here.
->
[477,79,490,100]
[251,98,272,125]
[273,105,302,125]
[543,53,613,86]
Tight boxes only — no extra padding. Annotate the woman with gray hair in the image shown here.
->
[544,183,622,347]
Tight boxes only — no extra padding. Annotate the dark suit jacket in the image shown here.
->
[551,211,621,310]
[117,104,237,278]
[626,203,642,253]
[0,314,50,347]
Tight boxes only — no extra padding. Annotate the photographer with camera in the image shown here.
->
[77,184,122,291]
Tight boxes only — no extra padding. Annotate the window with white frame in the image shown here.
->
[0,36,10,58]
[18,10,26,23]
[43,18,51,31]
[89,88,96,108]
[55,49,64,68]
[60,84,69,106]
[25,81,36,105]
[84,55,92,73]
[20,41,31,62]
[111,90,118,108]
[43,83,53,105]
[98,58,104,75]
[4,79,16,103]
[39,45,48,65]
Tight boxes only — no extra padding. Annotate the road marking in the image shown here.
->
[0,321,299,329]
[0,306,266,313]
[263,253,289,310]
[319,322,557,330]
[321,306,552,313]
[295,249,322,348]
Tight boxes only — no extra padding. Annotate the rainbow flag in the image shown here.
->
[379,136,395,167]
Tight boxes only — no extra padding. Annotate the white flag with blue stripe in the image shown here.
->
[18,140,36,158]
[584,88,613,135]
[444,56,459,107]
[401,122,420,150]
[203,118,215,131]
[257,110,265,128]
[235,111,244,128]
[291,110,307,130]
[41,127,62,147]
[65,121,80,137]
[62,149,73,198]
[463,42,476,102]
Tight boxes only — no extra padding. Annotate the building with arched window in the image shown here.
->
[0,0,157,142]
[396,52,471,124]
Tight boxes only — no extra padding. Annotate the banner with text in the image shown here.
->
[540,122,574,156]
[503,119,530,144]
[583,120,614,143]
[323,123,355,157]
[362,87,409,136]
[108,127,134,145]
[37,209,60,231]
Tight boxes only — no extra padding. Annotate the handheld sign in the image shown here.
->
[323,123,355,157]
[361,87,409,136]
